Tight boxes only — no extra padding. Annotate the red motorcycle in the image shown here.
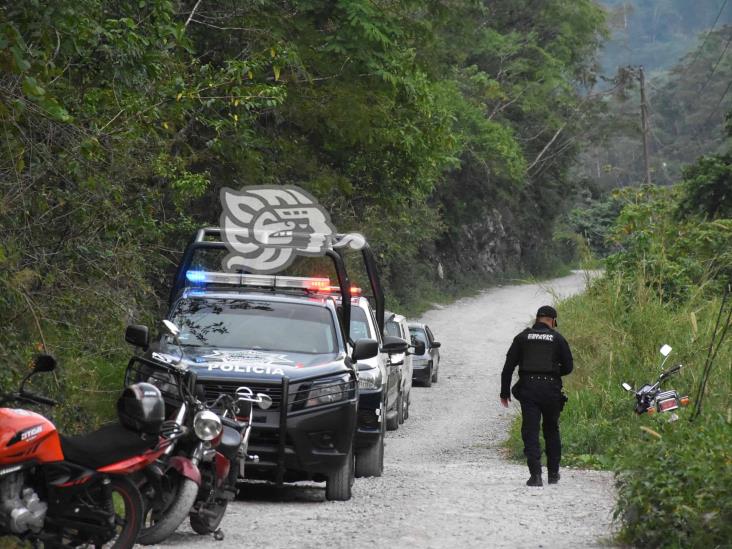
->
[0,355,178,548]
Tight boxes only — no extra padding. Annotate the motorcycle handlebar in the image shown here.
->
[20,391,57,406]
[661,364,683,379]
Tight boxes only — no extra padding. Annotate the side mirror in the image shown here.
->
[431,341,442,349]
[410,341,426,355]
[352,339,379,361]
[32,354,57,373]
[125,324,150,349]
[659,344,672,357]
[622,382,633,392]
[161,320,181,339]
[381,335,409,355]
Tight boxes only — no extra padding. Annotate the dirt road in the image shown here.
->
[161,271,615,548]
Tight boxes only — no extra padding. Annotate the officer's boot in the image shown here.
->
[548,471,560,484]
[526,472,543,487]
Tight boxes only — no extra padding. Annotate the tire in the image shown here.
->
[386,390,400,431]
[424,364,433,387]
[397,388,405,424]
[325,444,354,501]
[137,476,199,545]
[355,420,384,478]
[98,476,144,549]
[431,365,439,383]
[190,499,228,535]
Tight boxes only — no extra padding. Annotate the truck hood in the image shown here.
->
[150,347,349,382]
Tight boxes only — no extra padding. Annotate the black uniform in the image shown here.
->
[501,322,573,476]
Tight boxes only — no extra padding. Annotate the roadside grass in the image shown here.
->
[506,272,732,546]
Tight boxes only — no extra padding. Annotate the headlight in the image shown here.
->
[306,375,350,408]
[193,410,222,441]
[357,366,382,390]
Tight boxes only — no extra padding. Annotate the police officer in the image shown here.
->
[500,306,573,486]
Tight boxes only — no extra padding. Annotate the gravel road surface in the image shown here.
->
[159,271,616,549]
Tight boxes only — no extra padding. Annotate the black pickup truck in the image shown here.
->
[138,228,405,501]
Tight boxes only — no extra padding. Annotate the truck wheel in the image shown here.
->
[424,365,433,387]
[386,391,401,431]
[397,389,405,425]
[355,423,384,478]
[325,444,354,501]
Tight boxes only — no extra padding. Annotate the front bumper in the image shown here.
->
[198,376,357,483]
[355,388,383,450]
[412,362,431,383]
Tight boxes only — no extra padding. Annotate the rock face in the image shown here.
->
[439,207,523,278]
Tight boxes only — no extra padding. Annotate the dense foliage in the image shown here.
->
[0,0,606,427]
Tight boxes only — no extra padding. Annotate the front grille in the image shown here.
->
[201,381,283,411]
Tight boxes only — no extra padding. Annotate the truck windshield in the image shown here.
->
[349,307,372,340]
[171,298,338,354]
[409,327,428,346]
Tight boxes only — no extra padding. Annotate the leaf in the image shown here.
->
[22,76,45,98]
[273,65,281,81]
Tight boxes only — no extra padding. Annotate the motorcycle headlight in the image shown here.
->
[306,375,350,408]
[357,366,382,390]
[193,410,222,441]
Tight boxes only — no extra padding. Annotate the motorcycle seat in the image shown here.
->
[60,422,156,470]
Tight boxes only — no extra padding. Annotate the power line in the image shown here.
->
[697,33,732,96]
[682,0,729,74]
[698,77,732,130]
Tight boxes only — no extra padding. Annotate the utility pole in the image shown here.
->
[638,65,652,185]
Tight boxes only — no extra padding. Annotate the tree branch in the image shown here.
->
[526,122,567,173]
[184,0,204,29]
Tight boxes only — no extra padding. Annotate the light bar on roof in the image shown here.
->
[185,270,330,291]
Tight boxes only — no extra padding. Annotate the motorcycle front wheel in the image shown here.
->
[137,474,199,545]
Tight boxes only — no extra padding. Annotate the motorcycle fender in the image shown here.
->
[168,456,201,486]
[214,451,230,488]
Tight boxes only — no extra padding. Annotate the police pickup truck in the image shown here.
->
[141,228,406,500]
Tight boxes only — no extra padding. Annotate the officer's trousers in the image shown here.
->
[516,379,562,475]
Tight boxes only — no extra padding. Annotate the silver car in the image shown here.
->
[408,322,441,387]
[385,311,413,423]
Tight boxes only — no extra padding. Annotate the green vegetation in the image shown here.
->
[0,1,607,429]
[509,131,732,546]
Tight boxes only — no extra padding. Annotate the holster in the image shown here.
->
[560,390,569,411]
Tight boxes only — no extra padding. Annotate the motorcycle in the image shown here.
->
[622,344,690,417]
[0,355,176,548]
[189,388,270,538]
[125,321,271,543]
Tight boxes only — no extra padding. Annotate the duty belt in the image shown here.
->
[523,375,559,382]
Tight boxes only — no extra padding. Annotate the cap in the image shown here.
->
[536,305,558,322]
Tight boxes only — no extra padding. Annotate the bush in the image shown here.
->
[615,414,732,547]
